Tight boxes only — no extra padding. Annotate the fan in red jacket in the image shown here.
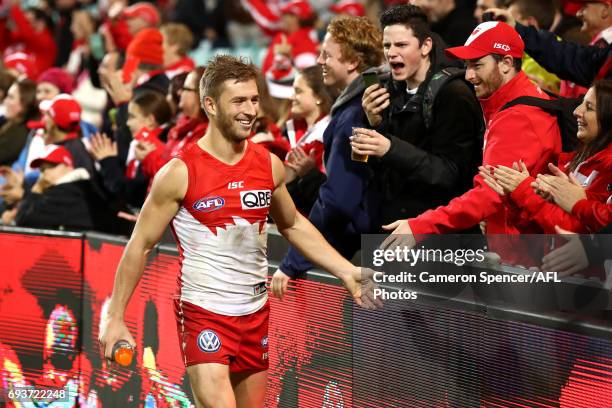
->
[480,80,612,233]
[383,22,562,242]
[3,5,57,74]
[261,0,319,82]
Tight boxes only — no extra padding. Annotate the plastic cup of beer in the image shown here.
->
[351,127,369,163]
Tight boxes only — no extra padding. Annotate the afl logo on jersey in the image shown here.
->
[197,330,221,353]
[240,190,272,210]
[193,196,225,213]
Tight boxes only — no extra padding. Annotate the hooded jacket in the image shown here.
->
[373,34,483,225]
[280,75,378,278]
[408,71,562,234]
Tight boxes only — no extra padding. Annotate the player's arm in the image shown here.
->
[99,159,187,358]
[268,154,374,307]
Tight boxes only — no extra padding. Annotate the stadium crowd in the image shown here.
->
[0,0,610,281]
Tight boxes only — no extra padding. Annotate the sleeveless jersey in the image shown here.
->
[172,141,274,316]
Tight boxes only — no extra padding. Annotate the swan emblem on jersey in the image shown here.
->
[197,330,221,353]
[193,196,225,213]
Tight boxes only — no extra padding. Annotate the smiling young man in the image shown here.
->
[383,21,562,240]
[271,16,384,294]
[98,55,375,408]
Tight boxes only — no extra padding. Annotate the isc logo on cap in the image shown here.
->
[493,42,510,52]
[240,190,271,210]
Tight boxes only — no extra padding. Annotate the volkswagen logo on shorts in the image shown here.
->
[197,330,221,353]
[261,336,268,348]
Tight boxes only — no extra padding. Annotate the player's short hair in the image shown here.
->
[199,55,259,104]
[326,16,384,73]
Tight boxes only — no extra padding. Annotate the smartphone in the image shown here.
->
[362,71,380,88]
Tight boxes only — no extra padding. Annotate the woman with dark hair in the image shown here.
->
[0,78,38,165]
[480,80,612,233]
[284,65,335,214]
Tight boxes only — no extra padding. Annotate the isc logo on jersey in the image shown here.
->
[193,196,225,213]
[240,190,271,210]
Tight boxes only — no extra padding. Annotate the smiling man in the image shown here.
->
[98,55,376,408]
[272,16,384,293]
[383,21,562,239]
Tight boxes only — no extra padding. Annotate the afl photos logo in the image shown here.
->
[197,330,221,353]
[240,190,271,210]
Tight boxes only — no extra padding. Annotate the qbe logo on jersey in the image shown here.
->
[240,190,271,210]
[197,330,221,353]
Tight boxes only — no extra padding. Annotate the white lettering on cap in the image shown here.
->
[465,21,499,46]
[493,43,510,51]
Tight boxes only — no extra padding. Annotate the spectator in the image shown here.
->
[262,0,320,84]
[354,4,483,228]
[52,0,79,67]
[273,16,383,288]
[90,91,172,208]
[15,145,112,232]
[409,0,478,47]
[122,2,160,36]
[160,23,196,79]
[139,67,208,180]
[3,5,57,74]
[104,28,169,166]
[490,7,612,87]
[36,68,74,102]
[562,0,612,97]
[506,0,562,93]
[383,22,562,242]
[285,65,334,214]
[29,94,96,177]
[480,80,612,233]
[0,78,37,166]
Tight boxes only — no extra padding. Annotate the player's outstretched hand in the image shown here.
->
[341,267,382,310]
[270,268,290,300]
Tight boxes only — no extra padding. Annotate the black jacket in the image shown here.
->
[15,170,114,232]
[373,35,483,225]
[516,22,611,87]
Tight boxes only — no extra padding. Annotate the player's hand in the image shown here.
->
[362,84,389,127]
[98,314,136,361]
[340,267,382,310]
[380,219,416,250]
[541,225,588,277]
[351,128,391,158]
[270,268,290,300]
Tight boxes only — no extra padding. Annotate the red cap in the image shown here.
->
[280,0,314,20]
[37,68,75,94]
[330,0,365,17]
[122,2,160,26]
[445,21,524,60]
[3,52,37,79]
[123,28,164,83]
[31,145,74,168]
[34,94,82,131]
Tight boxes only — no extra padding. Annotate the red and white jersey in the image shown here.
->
[172,141,274,316]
